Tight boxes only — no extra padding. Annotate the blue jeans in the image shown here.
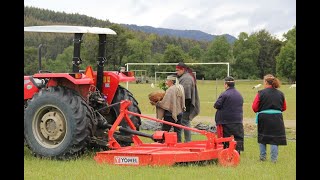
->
[177,111,191,142]
[259,143,278,162]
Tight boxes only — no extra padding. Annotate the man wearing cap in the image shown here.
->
[150,75,185,143]
[175,62,200,142]
[214,76,244,155]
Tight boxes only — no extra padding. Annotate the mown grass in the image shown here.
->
[122,79,296,121]
[24,134,296,180]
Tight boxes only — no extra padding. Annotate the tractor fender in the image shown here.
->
[100,71,135,104]
[24,76,41,100]
[31,74,94,100]
[33,73,94,85]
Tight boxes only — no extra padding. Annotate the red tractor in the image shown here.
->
[24,25,141,160]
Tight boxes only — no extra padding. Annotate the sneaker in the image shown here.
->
[259,158,266,162]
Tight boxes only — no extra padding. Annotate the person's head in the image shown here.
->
[224,76,235,89]
[175,62,188,77]
[165,74,177,87]
[263,74,281,88]
[176,61,197,84]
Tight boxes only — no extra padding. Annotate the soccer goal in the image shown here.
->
[131,70,148,83]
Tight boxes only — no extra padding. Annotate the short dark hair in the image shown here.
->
[176,62,188,69]
[224,76,235,87]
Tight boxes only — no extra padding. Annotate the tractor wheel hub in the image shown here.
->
[40,111,65,141]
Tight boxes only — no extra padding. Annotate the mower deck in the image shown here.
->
[94,100,240,167]
[95,140,224,166]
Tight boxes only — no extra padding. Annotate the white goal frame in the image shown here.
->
[125,62,230,89]
[154,71,197,85]
[131,70,147,78]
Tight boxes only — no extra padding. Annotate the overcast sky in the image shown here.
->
[24,0,296,39]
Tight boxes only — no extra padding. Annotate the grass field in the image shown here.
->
[24,135,296,180]
[24,79,296,179]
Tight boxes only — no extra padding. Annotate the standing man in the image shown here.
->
[214,76,244,155]
[175,62,200,142]
[150,75,185,143]
[252,74,287,163]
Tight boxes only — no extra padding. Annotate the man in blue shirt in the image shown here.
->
[214,76,244,155]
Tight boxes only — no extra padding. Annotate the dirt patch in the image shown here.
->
[191,116,296,139]
[191,116,296,128]
[142,114,296,139]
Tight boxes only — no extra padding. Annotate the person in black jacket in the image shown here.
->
[214,76,244,155]
[252,74,287,163]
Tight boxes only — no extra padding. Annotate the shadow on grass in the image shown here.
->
[174,159,219,167]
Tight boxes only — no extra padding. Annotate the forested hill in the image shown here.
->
[121,24,237,43]
[24,6,236,44]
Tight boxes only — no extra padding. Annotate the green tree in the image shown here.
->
[163,44,186,63]
[43,46,74,73]
[203,36,233,79]
[188,44,203,61]
[106,24,133,70]
[126,39,152,64]
[24,47,39,75]
[233,32,260,79]
[204,36,232,63]
[253,29,282,78]
[276,26,296,83]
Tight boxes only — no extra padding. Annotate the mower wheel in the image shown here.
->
[24,86,94,160]
[218,149,240,167]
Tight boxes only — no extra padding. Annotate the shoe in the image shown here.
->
[259,158,266,162]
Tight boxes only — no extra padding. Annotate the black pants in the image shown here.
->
[162,113,182,143]
[221,123,244,153]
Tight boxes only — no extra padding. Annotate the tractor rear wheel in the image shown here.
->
[24,86,93,160]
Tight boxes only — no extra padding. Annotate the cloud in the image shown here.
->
[24,0,296,38]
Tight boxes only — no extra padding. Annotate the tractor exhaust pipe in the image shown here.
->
[72,33,83,73]
[96,34,107,92]
[38,44,43,72]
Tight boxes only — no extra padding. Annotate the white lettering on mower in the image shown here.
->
[114,156,139,165]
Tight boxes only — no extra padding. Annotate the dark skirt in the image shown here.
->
[258,114,287,145]
[217,123,244,151]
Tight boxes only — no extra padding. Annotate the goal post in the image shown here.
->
[125,62,230,89]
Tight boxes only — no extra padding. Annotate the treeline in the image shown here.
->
[24,6,296,82]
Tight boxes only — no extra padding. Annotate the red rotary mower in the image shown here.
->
[94,100,240,167]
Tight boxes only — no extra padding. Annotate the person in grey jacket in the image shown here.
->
[214,76,244,155]
[175,62,200,142]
